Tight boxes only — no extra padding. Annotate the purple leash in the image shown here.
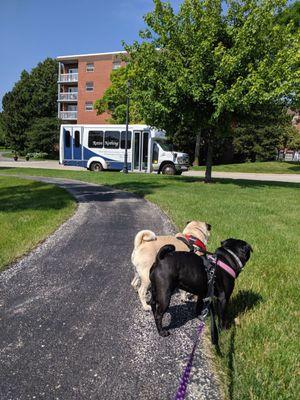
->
[174,320,206,400]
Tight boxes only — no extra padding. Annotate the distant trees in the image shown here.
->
[95,0,299,179]
[1,58,59,155]
[232,107,296,162]
[0,113,6,147]
[26,117,60,154]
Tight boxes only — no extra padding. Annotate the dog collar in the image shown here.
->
[223,248,244,270]
[185,234,207,252]
[207,255,237,279]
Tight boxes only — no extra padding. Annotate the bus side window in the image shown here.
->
[65,130,71,148]
[152,142,159,163]
[104,131,120,148]
[121,131,132,149]
[88,131,103,148]
[74,130,80,147]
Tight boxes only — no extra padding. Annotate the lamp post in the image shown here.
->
[123,80,131,174]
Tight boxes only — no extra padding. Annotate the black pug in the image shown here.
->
[149,238,252,337]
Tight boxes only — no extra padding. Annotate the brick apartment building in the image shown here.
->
[57,51,126,124]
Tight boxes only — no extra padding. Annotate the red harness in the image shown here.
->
[185,234,207,252]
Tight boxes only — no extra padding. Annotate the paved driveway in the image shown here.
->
[0,176,220,400]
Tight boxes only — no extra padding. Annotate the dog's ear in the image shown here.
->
[221,238,233,247]
[247,244,253,253]
[206,223,212,231]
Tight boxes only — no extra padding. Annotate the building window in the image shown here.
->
[86,63,94,72]
[104,131,120,148]
[65,130,71,148]
[88,131,103,148]
[121,131,132,149]
[86,81,94,91]
[112,61,121,70]
[85,101,93,111]
[74,130,80,148]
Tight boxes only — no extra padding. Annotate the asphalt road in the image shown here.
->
[0,176,221,400]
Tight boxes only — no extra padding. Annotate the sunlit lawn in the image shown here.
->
[0,175,76,271]
[192,161,300,174]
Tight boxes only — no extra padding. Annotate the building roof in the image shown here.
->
[57,51,126,61]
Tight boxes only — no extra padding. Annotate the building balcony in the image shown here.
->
[58,92,78,102]
[58,73,78,83]
[59,111,77,120]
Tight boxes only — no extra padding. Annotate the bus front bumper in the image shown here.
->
[175,164,189,172]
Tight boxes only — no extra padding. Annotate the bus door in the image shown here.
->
[63,127,72,160]
[72,127,83,161]
[132,131,149,171]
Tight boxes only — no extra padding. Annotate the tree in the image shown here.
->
[119,0,299,181]
[0,113,7,147]
[232,106,294,161]
[285,125,300,150]
[94,66,142,123]
[26,117,60,155]
[276,0,300,32]
[1,58,58,153]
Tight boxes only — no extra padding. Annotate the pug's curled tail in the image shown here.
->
[157,244,176,260]
[134,230,156,249]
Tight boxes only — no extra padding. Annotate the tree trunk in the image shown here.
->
[204,136,213,183]
[193,129,201,166]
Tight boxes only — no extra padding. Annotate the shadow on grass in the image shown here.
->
[1,167,300,192]
[172,175,300,189]
[283,161,300,173]
[226,289,263,328]
[0,181,73,213]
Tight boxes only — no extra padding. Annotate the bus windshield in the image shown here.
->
[155,139,174,151]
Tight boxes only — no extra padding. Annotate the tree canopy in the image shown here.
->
[95,0,299,180]
[276,0,300,32]
[2,58,58,153]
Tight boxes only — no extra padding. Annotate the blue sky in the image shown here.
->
[0,0,182,109]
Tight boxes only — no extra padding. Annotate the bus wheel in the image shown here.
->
[161,163,176,175]
[90,162,103,172]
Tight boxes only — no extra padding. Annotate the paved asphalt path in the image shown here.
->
[0,176,221,400]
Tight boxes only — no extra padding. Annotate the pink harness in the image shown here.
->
[207,255,236,279]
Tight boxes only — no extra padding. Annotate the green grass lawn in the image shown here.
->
[192,161,300,174]
[0,175,76,271]
[0,167,299,400]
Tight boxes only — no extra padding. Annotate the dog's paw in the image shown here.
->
[159,330,170,337]
[142,304,152,311]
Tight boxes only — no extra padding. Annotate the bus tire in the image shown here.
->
[161,163,176,175]
[90,162,103,172]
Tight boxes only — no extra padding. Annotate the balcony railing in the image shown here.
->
[59,111,77,120]
[58,73,78,83]
[58,92,78,101]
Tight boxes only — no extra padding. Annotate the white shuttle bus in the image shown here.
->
[59,124,189,174]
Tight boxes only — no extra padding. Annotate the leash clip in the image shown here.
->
[200,303,210,320]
